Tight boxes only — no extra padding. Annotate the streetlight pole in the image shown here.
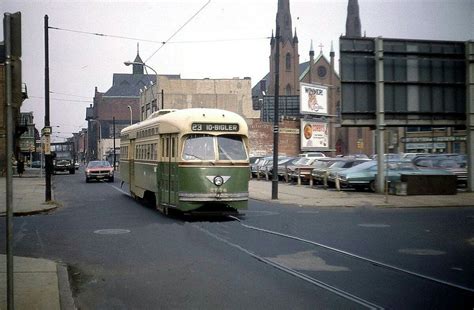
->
[127,105,132,125]
[124,61,158,118]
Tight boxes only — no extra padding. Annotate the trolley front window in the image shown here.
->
[183,134,215,160]
[182,134,247,161]
[217,135,247,161]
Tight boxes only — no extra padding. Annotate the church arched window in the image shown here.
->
[286,53,291,71]
[285,84,292,95]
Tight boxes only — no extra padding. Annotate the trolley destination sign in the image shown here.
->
[191,123,240,132]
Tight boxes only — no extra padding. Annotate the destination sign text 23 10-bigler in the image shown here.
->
[192,123,240,132]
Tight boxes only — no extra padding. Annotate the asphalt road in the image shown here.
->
[3,170,474,309]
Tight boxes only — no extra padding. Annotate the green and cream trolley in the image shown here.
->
[120,108,250,214]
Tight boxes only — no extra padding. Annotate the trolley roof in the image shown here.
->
[121,108,249,137]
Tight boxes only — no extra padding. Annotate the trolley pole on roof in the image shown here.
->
[272,26,281,200]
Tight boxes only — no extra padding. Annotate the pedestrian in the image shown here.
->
[17,155,25,177]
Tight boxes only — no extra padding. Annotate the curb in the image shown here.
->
[57,263,76,310]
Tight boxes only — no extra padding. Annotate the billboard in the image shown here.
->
[300,83,328,116]
[300,120,329,151]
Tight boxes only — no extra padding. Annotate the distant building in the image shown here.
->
[18,112,38,162]
[140,76,257,120]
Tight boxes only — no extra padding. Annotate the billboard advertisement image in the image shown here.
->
[301,120,329,150]
[300,83,328,115]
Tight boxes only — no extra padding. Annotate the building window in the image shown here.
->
[285,84,291,95]
[286,53,291,71]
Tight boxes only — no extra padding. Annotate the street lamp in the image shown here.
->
[124,61,158,119]
[127,105,132,125]
[90,119,102,160]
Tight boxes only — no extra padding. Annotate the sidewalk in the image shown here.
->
[0,170,473,309]
[0,169,57,216]
[0,168,74,310]
[249,179,474,208]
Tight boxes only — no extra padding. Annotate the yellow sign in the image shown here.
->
[43,135,51,155]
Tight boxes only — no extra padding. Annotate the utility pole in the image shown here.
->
[161,89,164,110]
[44,15,52,201]
[4,12,14,310]
[113,117,116,170]
[272,25,280,200]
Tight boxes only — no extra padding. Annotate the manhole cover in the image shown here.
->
[94,229,131,235]
[398,248,446,256]
[358,223,390,228]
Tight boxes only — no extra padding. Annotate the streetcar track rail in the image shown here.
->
[106,180,474,296]
[227,215,474,294]
[193,225,384,310]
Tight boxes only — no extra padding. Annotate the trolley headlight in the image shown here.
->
[213,176,224,186]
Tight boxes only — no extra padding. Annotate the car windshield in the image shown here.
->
[182,134,247,161]
[329,161,348,168]
[55,152,71,159]
[343,160,377,172]
[87,161,111,168]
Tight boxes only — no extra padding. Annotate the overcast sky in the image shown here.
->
[2,0,473,141]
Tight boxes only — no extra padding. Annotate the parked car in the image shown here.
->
[250,156,270,177]
[85,160,114,183]
[413,155,467,185]
[370,153,402,161]
[326,158,371,186]
[287,157,320,183]
[401,152,429,161]
[264,156,294,178]
[31,160,42,168]
[337,160,453,192]
[276,157,300,180]
[311,158,345,184]
[299,152,326,158]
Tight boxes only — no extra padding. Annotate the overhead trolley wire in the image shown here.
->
[144,0,212,63]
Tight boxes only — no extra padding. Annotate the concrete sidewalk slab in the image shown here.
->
[249,180,474,208]
[0,177,57,216]
[0,255,61,310]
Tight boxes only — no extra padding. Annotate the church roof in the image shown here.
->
[251,56,340,98]
[299,53,340,81]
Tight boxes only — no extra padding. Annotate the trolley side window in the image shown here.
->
[217,135,247,161]
[182,134,215,160]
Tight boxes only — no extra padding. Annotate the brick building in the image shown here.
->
[86,49,157,160]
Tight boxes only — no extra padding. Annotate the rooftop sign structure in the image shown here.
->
[339,36,467,127]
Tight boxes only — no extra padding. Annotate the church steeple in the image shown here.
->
[345,0,362,37]
[268,0,299,96]
[276,0,293,43]
[132,43,144,75]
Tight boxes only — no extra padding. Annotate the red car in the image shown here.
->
[85,160,114,183]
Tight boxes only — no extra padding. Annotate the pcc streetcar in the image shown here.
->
[120,108,250,214]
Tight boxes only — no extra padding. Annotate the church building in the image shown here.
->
[251,0,373,156]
